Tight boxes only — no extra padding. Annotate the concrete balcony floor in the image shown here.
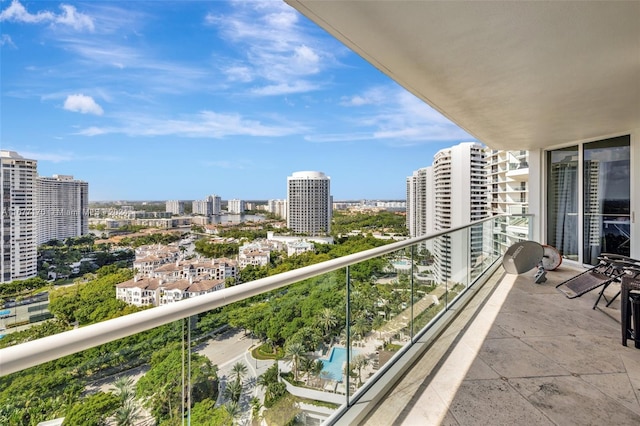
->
[361,264,640,425]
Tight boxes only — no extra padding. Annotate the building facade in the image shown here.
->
[406,167,434,238]
[287,171,332,236]
[36,175,88,245]
[227,199,245,214]
[0,151,38,283]
[267,199,287,220]
[487,150,529,255]
[406,143,488,284]
[166,200,185,215]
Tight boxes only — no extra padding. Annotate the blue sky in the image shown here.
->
[1,0,475,201]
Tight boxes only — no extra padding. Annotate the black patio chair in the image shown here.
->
[555,253,640,309]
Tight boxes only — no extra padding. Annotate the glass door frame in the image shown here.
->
[543,133,633,266]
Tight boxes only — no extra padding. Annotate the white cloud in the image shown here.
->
[0,0,94,31]
[56,4,95,31]
[0,34,16,47]
[224,66,254,83]
[63,94,104,115]
[250,81,319,96]
[340,87,388,107]
[75,110,307,139]
[305,85,474,145]
[0,1,54,24]
[18,151,73,163]
[206,2,343,95]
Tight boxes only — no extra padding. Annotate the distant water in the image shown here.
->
[211,214,266,224]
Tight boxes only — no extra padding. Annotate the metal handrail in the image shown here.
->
[0,215,506,377]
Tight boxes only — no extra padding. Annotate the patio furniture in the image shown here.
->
[555,254,632,309]
[621,266,640,348]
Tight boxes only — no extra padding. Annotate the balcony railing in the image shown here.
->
[0,215,531,425]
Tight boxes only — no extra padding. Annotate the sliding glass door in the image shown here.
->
[547,146,579,261]
[547,135,630,265]
[583,136,630,264]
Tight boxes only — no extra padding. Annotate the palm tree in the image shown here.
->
[284,342,306,382]
[113,403,142,426]
[352,317,370,341]
[249,396,262,420]
[223,401,241,422]
[318,308,337,338]
[230,362,248,385]
[112,376,135,402]
[353,355,369,386]
[223,379,243,403]
[111,376,142,426]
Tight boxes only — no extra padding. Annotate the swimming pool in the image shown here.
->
[320,347,359,381]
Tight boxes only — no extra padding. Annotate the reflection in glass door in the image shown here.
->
[547,147,579,261]
[547,135,631,265]
[583,136,630,264]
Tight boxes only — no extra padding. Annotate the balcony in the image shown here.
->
[351,265,640,425]
[0,216,541,424]
[4,216,639,425]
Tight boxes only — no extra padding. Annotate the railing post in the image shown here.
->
[410,245,415,341]
[345,265,351,405]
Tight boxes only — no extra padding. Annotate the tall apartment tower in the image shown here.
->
[268,199,288,220]
[36,175,89,245]
[192,195,221,216]
[211,195,222,216]
[407,142,488,283]
[166,200,185,215]
[406,167,434,237]
[227,199,245,214]
[487,150,530,255]
[192,197,213,216]
[287,171,331,236]
[1,150,38,283]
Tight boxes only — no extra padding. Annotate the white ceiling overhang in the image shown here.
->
[285,1,640,150]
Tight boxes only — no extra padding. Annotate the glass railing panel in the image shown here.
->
[344,247,413,403]
[1,215,529,426]
[0,318,188,426]
[441,227,469,310]
[204,268,349,424]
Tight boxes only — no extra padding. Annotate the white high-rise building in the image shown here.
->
[166,200,185,215]
[487,150,529,255]
[267,199,287,220]
[210,195,222,216]
[227,199,245,214]
[406,167,434,237]
[407,142,488,283]
[36,175,89,245]
[287,171,332,236]
[1,151,38,283]
[192,195,221,216]
[192,198,212,216]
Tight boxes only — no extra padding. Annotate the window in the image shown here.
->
[547,135,630,265]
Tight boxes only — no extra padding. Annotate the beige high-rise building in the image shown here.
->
[1,150,38,283]
[36,175,89,245]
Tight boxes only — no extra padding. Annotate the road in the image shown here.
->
[196,328,276,424]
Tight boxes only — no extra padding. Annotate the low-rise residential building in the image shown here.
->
[150,258,237,283]
[115,276,225,307]
[287,241,315,257]
[119,243,235,307]
[133,244,180,276]
[238,242,275,268]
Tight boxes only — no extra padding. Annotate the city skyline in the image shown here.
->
[1,0,475,201]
